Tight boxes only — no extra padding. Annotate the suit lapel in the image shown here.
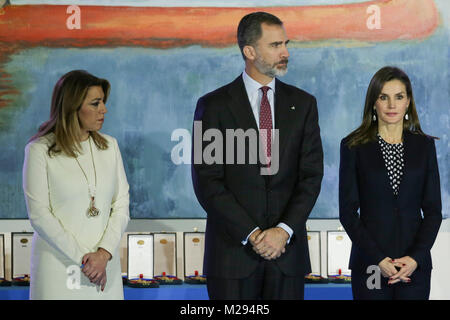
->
[365,139,395,201]
[367,132,415,202]
[397,131,412,202]
[227,75,258,132]
[226,76,296,169]
[274,79,296,161]
[226,75,260,165]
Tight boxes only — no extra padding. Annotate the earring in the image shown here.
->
[372,113,377,122]
[405,113,409,120]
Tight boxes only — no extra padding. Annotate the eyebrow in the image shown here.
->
[380,91,406,95]
[270,40,290,46]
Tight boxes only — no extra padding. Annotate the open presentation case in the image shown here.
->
[327,230,352,283]
[183,232,206,284]
[305,231,328,283]
[153,232,182,285]
[127,233,159,288]
[11,232,33,286]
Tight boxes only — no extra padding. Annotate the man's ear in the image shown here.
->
[243,45,256,61]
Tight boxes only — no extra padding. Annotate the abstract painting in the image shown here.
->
[0,0,448,218]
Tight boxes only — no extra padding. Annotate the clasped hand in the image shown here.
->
[81,248,111,291]
[378,256,418,285]
[249,227,289,260]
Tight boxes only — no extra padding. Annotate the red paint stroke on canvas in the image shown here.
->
[0,46,20,109]
[0,0,440,109]
[0,0,440,47]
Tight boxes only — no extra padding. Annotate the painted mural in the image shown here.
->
[0,0,448,219]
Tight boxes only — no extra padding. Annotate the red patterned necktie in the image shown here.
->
[259,86,272,161]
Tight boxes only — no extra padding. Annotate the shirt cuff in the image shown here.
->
[242,227,260,245]
[277,223,293,244]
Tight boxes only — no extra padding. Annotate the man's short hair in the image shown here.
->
[237,12,283,60]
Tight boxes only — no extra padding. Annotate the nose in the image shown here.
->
[387,98,396,109]
[281,44,289,59]
[99,101,107,114]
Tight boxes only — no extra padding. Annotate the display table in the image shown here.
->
[0,283,352,300]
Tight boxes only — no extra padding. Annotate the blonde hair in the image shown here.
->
[30,70,110,157]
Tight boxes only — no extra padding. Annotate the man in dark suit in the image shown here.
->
[191,12,323,299]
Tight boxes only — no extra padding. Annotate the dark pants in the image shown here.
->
[351,267,431,300]
[206,260,305,300]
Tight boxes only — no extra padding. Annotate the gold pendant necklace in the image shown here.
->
[75,136,99,217]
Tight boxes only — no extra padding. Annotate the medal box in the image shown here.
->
[127,233,159,288]
[11,232,33,286]
[183,232,206,284]
[126,233,183,287]
[327,231,352,283]
[305,231,328,284]
[0,234,10,287]
[153,233,182,285]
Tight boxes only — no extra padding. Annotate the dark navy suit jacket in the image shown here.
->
[339,131,442,272]
[192,75,323,279]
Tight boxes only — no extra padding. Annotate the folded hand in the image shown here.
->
[388,256,417,285]
[250,227,288,260]
[82,248,111,291]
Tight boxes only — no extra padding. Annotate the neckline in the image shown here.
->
[80,135,92,144]
[377,133,403,146]
[242,70,276,94]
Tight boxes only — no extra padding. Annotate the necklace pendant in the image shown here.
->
[88,197,100,217]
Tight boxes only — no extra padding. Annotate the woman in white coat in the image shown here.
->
[22,70,130,299]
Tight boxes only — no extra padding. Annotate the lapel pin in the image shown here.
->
[290,106,295,110]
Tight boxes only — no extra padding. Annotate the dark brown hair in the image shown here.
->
[237,11,283,60]
[345,66,428,148]
[30,70,110,157]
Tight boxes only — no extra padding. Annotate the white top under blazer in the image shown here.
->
[23,133,130,300]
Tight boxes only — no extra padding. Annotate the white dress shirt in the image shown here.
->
[242,69,276,131]
[241,70,293,245]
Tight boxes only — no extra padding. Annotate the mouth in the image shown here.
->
[385,113,398,117]
[98,119,104,122]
